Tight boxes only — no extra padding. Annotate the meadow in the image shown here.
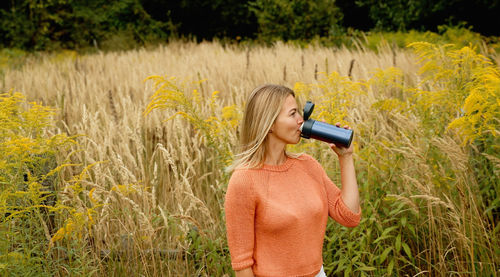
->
[1,40,498,276]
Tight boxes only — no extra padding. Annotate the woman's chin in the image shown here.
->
[284,133,302,145]
[290,137,301,144]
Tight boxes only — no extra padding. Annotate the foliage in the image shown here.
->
[349,0,500,36]
[0,0,170,51]
[0,49,29,72]
[141,0,256,40]
[353,0,431,31]
[0,91,100,274]
[362,24,500,52]
[249,0,343,43]
[1,0,499,51]
[186,228,232,275]
[408,42,500,145]
[408,42,500,237]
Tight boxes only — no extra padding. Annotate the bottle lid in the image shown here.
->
[303,101,314,121]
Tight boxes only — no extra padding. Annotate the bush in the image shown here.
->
[0,0,170,51]
[249,0,343,43]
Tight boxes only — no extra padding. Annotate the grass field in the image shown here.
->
[1,41,498,276]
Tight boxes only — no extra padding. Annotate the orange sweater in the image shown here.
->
[224,154,361,277]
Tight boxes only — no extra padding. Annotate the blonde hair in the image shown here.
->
[227,84,300,172]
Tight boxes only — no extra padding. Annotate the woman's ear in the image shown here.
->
[269,123,275,133]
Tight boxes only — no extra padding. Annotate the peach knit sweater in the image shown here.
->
[224,154,361,277]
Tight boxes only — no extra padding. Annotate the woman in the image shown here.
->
[224,84,361,277]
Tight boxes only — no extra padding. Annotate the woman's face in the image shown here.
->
[269,95,304,145]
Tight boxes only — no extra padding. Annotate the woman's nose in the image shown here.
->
[297,115,304,125]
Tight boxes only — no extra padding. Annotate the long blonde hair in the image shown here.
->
[227,84,299,172]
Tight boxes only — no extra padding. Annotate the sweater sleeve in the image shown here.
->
[224,170,256,270]
[322,171,361,227]
[307,155,361,227]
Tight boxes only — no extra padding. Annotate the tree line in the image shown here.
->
[1,0,498,51]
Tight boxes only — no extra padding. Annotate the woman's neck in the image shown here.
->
[264,142,287,165]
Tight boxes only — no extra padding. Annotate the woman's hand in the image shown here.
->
[328,123,354,158]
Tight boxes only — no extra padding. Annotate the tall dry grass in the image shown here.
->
[1,41,497,276]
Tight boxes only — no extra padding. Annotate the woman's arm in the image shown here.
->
[235,267,255,277]
[329,123,360,213]
[225,170,257,274]
[338,154,360,213]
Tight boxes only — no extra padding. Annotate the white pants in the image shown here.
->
[315,265,327,277]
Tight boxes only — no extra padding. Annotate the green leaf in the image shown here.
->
[336,258,346,273]
[373,234,391,244]
[402,242,412,259]
[379,247,392,264]
[407,225,416,237]
[353,256,360,263]
[395,233,401,252]
[389,202,405,215]
[344,265,352,277]
[401,216,407,227]
[381,226,398,237]
[357,266,376,271]
[388,259,395,275]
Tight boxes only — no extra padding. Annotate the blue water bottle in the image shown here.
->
[300,101,354,148]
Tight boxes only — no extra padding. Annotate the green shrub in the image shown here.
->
[249,0,343,43]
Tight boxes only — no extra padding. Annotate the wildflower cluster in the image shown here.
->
[0,91,98,274]
[408,42,500,145]
[144,75,240,167]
